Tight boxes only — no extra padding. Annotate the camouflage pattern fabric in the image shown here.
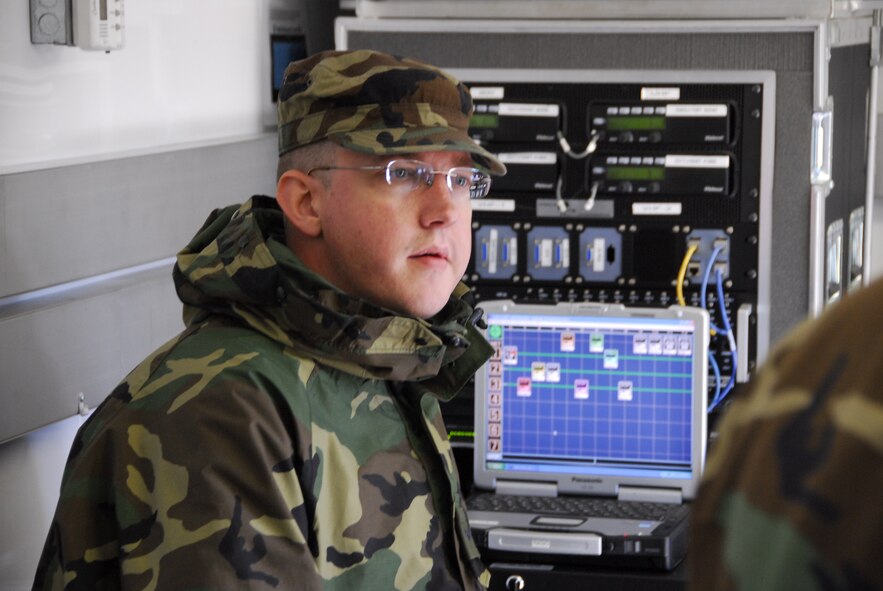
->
[691,277,883,590]
[33,195,494,591]
[276,49,506,176]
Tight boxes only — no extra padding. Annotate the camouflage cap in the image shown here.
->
[277,49,506,175]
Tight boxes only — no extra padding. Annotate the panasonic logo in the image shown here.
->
[571,477,603,484]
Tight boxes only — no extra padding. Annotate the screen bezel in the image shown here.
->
[473,300,709,500]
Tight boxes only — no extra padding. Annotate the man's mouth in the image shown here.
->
[412,247,448,260]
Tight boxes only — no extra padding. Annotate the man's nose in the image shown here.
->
[419,174,461,224]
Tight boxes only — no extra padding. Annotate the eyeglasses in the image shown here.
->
[307,159,492,200]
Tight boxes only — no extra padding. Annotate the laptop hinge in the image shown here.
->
[496,480,558,497]
[618,486,682,504]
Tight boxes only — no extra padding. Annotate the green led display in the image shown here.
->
[448,430,475,439]
[606,166,666,181]
[606,116,666,131]
[470,113,500,129]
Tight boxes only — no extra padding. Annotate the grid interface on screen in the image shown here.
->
[484,315,695,468]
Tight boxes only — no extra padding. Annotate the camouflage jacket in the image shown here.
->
[34,196,494,591]
[691,277,883,590]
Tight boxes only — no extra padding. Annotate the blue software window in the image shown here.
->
[485,314,695,472]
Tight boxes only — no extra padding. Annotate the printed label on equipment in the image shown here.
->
[487,229,499,274]
[640,87,681,101]
[470,86,505,100]
[539,239,554,267]
[497,152,557,165]
[666,104,728,117]
[665,155,730,168]
[498,103,560,117]
[632,202,683,216]
[473,199,516,212]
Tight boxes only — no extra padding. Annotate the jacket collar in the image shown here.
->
[174,196,493,398]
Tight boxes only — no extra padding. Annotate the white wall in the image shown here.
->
[0,2,274,588]
[0,417,87,591]
[0,0,269,175]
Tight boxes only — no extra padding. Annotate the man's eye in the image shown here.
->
[452,175,470,188]
[391,167,417,180]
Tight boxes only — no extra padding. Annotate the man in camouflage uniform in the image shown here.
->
[691,277,883,589]
[33,49,506,590]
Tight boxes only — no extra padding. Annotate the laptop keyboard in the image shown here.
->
[467,492,687,522]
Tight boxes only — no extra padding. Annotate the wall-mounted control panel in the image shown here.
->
[29,0,125,51]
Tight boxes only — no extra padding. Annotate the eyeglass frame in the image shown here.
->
[306,158,492,200]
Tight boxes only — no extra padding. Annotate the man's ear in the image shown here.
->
[276,170,324,238]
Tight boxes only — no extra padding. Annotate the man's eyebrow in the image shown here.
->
[406,153,477,167]
[349,153,399,165]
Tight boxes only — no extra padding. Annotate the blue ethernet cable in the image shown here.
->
[701,245,727,334]
[708,267,737,412]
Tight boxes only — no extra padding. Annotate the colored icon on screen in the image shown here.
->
[604,349,619,369]
[649,335,663,355]
[678,336,692,355]
[517,377,532,396]
[546,362,561,382]
[574,378,589,399]
[531,362,546,381]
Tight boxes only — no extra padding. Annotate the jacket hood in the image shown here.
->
[173,196,492,399]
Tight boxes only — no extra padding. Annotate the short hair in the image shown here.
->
[276,140,336,182]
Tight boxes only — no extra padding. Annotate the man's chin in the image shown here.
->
[363,278,459,319]
[394,294,451,320]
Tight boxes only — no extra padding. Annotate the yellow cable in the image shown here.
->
[676,243,717,336]
[676,244,698,307]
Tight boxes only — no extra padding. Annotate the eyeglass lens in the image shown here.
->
[386,160,490,199]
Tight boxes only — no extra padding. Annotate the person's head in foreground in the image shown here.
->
[691,277,883,590]
[273,49,505,318]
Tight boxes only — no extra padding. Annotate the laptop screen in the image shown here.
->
[474,301,709,500]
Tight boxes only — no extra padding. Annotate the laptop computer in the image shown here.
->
[467,300,709,571]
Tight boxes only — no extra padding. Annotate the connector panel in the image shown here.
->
[685,229,730,285]
[474,225,519,280]
[578,227,622,283]
[527,227,570,281]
